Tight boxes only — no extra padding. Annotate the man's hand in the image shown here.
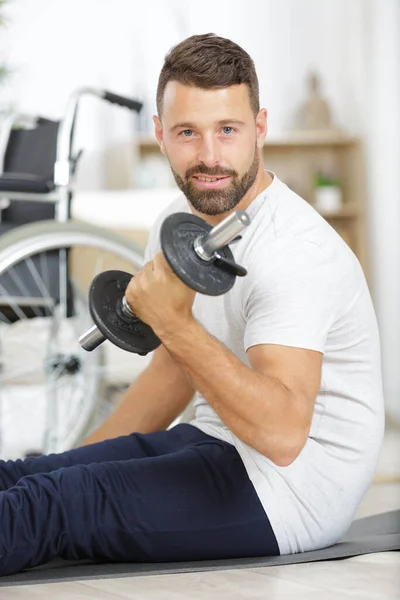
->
[125,252,196,338]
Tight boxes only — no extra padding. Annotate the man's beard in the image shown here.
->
[169,148,259,216]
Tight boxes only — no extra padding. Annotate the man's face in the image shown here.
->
[154,82,266,216]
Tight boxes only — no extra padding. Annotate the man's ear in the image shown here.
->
[256,108,268,149]
[153,115,166,155]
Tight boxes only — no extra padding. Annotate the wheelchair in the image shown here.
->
[0,88,147,457]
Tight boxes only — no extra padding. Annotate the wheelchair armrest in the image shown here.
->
[0,173,55,194]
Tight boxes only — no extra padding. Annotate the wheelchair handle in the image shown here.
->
[102,91,143,113]
[55,87,143,198]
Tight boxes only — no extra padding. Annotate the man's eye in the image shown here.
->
[223,127,234,134]
[181,130,193,137]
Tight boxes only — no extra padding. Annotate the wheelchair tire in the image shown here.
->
[0,219,147,456]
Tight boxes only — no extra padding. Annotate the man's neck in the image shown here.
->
[239,169,273,212]
[193,168,273,227]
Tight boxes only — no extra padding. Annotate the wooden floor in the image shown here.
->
[1,425,399,599]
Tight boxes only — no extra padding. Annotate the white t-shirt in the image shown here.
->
[144,173,385,555]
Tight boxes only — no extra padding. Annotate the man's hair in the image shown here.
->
[156,33,260,118]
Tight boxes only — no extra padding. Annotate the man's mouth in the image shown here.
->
[192,175,231,188]
[193,175,228,181]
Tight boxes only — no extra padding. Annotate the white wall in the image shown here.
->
[1,0,370,183]
[362,0,400,422]
[1,0,399,420]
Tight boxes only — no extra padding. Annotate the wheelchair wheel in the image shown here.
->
[0,220,149,457]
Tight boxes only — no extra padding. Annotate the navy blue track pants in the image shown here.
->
[0,423,279,575]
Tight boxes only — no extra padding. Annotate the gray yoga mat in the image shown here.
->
[1,509,399,587]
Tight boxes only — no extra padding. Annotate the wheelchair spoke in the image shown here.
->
[25,257,53,317]
[0,310,11,324]
[39,251,51,305]
[0,365,41,384]
[0,283,28,320]
[6,266,44,317]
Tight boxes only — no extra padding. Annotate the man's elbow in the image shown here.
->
[271,447,302,467]
[258,428,309,467]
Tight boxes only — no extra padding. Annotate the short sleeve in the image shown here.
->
[143,223,160,263]
[143,208,169,263]
[143,194,189,263]
[243,238,339,353]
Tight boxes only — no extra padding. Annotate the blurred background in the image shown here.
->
[0,0,398,461]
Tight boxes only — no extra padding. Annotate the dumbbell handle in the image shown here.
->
[79,324,106,351]
[79,296,137,352]
[194,210,250,261]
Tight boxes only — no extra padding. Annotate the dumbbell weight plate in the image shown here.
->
[88,270,161,354]
[160,213,236,295]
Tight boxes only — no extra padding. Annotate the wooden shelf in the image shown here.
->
[316,204,360,219]
[265,130,358,147]
[136,134,159,150]
[135,130,358,150]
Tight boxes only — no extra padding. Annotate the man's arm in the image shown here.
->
[81,344,195,445]
[160,319,322,467]
[123,250,328,467]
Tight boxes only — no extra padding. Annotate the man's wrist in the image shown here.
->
[154,314,199,348]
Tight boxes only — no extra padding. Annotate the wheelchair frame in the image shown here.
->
[0,87,142,318]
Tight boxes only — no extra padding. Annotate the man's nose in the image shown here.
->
[196,135,220,168]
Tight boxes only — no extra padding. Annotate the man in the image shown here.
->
[0,33,384,575]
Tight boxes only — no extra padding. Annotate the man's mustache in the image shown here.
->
[185,165,238,179]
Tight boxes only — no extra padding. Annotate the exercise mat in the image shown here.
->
[1,510,399,587]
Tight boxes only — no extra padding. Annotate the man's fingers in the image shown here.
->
[139,261,154,283]
[128,261,151,292]
[154,252,173,273]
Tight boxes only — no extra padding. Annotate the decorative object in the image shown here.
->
[295,71,340,132]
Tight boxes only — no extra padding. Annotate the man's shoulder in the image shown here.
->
[152,192,189,227]
[166,192,190,214]
[147,192,189,239]
[254,175,353,265]
[144,192,189,260]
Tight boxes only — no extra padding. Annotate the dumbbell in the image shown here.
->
[78,210,250,355]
